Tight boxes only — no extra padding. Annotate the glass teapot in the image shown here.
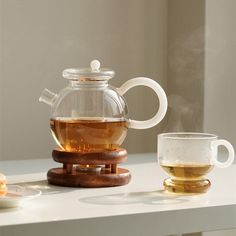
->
[39,60,168,153]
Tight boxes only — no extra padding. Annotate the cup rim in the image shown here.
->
[158,132,218,140]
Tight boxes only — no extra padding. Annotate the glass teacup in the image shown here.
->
[158,132,235,194]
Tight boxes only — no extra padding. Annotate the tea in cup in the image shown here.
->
[158,132,235,193]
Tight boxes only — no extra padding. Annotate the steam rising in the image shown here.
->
[166,27,204,132]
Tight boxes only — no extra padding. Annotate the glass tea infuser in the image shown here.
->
[39,60,168,187]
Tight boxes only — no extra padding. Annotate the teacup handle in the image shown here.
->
[117,77,168,129]
[211,139,235,168]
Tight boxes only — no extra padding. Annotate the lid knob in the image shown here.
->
[90,60,101,72]
[62,59,114,80]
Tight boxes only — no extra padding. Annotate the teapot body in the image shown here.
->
[49,81,129,152]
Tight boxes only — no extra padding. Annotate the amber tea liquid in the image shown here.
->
[50,118,128,152]
[161,163,213,193]
[161,163,213,180]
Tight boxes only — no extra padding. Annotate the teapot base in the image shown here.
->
[47,148,131,188]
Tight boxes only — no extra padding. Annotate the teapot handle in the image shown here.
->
[117,77,168,129]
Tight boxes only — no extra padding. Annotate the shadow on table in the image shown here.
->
[79,190,189,205]
[0,181,79,212]
[12,180,79,195]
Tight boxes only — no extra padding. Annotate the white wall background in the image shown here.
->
[204,0,236,148]
[0,0,167,160]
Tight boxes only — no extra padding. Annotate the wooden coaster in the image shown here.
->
[52,148,128,165]
[47,167,131,187]
[48,148,131,188]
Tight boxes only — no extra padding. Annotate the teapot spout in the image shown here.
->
[39,88,58,106]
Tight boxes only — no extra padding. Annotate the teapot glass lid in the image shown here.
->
[62,60,115,81]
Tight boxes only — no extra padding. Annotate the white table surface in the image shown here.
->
[0,153,236,236]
